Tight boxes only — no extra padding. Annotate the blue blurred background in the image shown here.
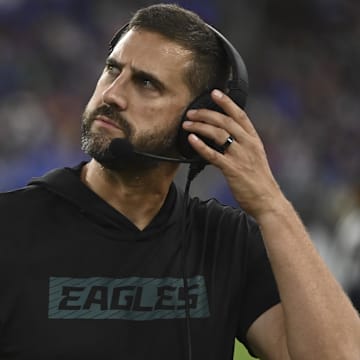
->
[0,0,359,325]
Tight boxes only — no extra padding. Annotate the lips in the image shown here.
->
[94,115,120,129]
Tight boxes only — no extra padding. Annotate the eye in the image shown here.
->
[141,78,155,89]
[104,63,120,76]
[133,74,156,90]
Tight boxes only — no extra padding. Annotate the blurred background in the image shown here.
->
[1,0,359,357]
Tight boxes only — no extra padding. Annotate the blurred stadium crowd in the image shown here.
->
[0,0,359,309]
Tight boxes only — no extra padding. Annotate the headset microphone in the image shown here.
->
[108,138,205,164]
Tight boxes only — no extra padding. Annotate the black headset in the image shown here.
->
[109,23,249,163]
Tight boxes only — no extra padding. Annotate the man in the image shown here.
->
[0,3,359,360]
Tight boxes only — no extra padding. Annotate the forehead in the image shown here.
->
[111,29,193,89]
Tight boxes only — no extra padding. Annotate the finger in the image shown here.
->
[187,133,226,166]
[211,89,257,135]
[185,109,248,142]
[182,120,232,147]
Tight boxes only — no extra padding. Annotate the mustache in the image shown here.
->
[86,104,132,137]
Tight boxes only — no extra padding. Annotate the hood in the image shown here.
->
[28,162,181,242]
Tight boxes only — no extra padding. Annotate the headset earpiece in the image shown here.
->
[177,92,223,159]
[177,25,249,160]
[177,86,247,160]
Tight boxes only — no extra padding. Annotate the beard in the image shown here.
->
[81,104,180,171]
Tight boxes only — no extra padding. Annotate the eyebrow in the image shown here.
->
[105,57,166,92]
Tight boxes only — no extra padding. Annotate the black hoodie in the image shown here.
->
[0,163,279,360]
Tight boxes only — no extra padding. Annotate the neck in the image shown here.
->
[81,159,179,230]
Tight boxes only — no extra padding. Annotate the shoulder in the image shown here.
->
[188,194,259,233]
[0,184,45,202]
[172,188,262,245]
[0,185,51,215]
[0,163,85,212]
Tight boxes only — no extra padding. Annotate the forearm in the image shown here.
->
[256,194,360,359]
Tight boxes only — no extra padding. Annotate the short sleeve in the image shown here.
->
[236,222,280,345]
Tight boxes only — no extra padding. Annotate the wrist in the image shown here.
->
[252,190,292,224]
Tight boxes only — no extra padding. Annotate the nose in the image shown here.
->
[102,74,128,110]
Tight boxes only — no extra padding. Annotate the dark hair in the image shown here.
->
[114,3,230,97]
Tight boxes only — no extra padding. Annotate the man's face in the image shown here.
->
[81,29,193,168]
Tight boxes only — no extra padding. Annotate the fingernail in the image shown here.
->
[190,133,199,141]
[187,109,197,116]
[213,89,224,98]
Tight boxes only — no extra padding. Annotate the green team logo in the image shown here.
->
[48,276,210,320]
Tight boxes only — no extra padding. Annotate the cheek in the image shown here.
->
[131,103,160,125]
[131,95,190,132]
[144,99,186,125]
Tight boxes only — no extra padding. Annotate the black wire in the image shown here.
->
[182,180,192,360]
[181,161,206,360]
